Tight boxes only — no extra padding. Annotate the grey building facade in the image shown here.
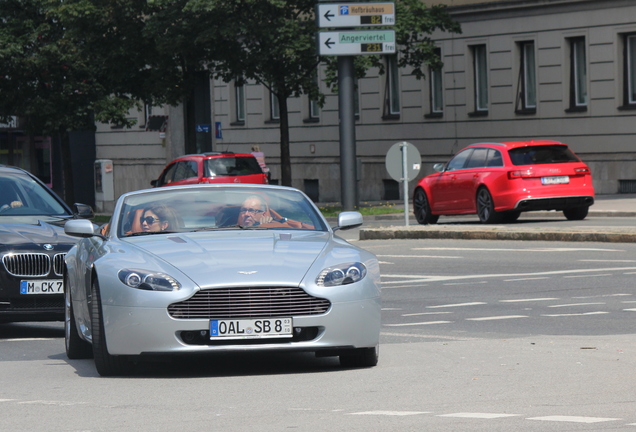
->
[95,0,636,210]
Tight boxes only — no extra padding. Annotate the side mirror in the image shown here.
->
[334,211,363,231]
[73,203,94,219]
[150,179,158,187]
[65,219,100,238]
[433,163,445,173]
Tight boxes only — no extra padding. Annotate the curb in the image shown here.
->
[359,228,636,243]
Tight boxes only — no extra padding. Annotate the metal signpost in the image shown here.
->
[385,142,421,226]
[316,2,396,211]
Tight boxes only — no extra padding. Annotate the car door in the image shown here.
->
[453,147,489,211]
[168,160,200,186]
[429,149,473,212]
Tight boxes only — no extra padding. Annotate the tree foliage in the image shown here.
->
[0,0,461,196]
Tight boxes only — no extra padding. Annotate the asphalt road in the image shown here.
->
[2,237,636,431]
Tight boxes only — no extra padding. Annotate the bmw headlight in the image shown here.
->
[316,262,367,287]
[118,269,181,291]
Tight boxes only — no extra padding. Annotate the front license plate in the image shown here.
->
[541,175,569,185]
[20,279,63,295]
[210,317,293,340]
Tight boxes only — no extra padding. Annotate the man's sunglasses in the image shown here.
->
[240,207,265,214]
[140,216,161,225]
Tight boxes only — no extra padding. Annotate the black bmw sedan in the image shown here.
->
[0,165,94,322]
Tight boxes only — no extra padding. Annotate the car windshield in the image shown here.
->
[508,145,581,166]
[117,186,327,237]
[0,172,69,217]
[205,157,262,177]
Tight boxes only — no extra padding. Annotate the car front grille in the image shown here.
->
[53,254,65,276]
[3,253,50,277]
[168,286,331,319]
[2,253,66,277]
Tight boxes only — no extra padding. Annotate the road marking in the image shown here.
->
[384,321,452,326]
[377,255,461,259]
[382,267,636,284]
[444,281,488,286]
[381,284,430,289]
[542,311,609,317]
[349,411,430,416]
[466,315,528,321]
[548,302,606,308]
[564,274,612,278]
[579,259,636,262]
[574,293,631,299]
[402,311,452,316]
[381,331,484,341]
[504,277,550,281]
[500,298,559,302]
[428,302,486,308]
[623,308,636,312]
[527,415,620,423]
[412,247,622,252]
[438,412,519,419]
[3,338,58,342]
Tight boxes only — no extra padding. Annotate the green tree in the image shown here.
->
[184,0,461,186]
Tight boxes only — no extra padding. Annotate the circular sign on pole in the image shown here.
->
[385,142,421,226]
[385,142,421,182]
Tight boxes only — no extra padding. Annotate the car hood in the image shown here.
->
[127,231,331,287]
[0,220,77,248]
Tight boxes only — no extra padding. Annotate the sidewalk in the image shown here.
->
[357,194,636,243]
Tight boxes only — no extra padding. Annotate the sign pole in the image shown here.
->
[339,56,357,211]
[401,142,409,226]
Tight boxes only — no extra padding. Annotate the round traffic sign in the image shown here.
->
[385,142,421,182]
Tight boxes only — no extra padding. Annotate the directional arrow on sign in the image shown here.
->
[324,38,335,49]
[323,10,335,21]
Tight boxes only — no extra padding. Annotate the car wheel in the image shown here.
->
[563,206,589,220]
[501,211,521,223]
[476,188,501,224]
[413,188,439,225]
[91,277,134,376]
[65,275,92,360]
[339,345,379,368]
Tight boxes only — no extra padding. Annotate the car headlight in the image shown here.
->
[316,262,367,287]
[118,269,181,291]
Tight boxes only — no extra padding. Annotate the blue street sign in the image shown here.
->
[196,124,211,133]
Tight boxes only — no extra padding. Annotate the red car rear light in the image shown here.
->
[508,170,534,179]
[574,167,590,174]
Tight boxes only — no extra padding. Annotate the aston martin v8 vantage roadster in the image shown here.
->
[64,184,381,376]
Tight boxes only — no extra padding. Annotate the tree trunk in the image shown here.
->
[278,93,292,186]
[59,127,75,205]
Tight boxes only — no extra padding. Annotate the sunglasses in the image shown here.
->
[140,216,161,225]
[240,207,265,215]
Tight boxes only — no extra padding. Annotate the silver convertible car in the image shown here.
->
[64,184,381,376]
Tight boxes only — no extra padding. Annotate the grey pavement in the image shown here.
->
[356,194,636,243]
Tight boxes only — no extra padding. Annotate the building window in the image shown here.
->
[384,55,400,118]
[623,34,636,108]
[270,90,280,121]
[516,41,537,114]
[234,83,245,124]
[568,37,587,111]
[472,44,488,115]
[428,48,443,117]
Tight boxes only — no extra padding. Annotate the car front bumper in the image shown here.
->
[102,296,381,356]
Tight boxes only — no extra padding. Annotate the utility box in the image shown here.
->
[94,159,114,212]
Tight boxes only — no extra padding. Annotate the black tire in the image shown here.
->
[563,206,589,220]
[413,188,439,225]
[476,187,501,224]
[501,211,521,223]
[65,274,93,360]
[339,346,379,368]
[91,277,134,376]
